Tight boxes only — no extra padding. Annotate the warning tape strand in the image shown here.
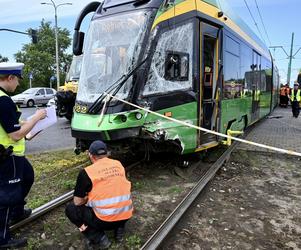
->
[103,92,301,157]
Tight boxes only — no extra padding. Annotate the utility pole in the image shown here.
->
[287,33,294,85]
[270,32,301,85]
[41,0,72,90]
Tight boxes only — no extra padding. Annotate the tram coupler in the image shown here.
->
[223,130,243,146]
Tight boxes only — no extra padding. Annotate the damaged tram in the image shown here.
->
[71,0,279,155]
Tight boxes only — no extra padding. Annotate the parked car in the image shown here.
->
[11,87,56,107]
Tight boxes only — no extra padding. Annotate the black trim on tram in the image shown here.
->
[72,127,141,141]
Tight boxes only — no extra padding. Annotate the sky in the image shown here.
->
[0,0,301,85]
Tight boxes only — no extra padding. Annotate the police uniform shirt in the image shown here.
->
[294,89,299,101]
[0,87,21,134]
[74,169,92,198]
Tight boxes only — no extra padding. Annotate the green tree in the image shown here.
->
[0,55,8,62]
[15,20,72,92]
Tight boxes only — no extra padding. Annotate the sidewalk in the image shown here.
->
[238,107,301,154]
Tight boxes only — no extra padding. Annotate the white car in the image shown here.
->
[11,87,56,107]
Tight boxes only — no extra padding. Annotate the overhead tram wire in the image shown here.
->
[254,0,271,46]
[243,0,266,44]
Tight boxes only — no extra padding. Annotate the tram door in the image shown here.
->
[198,23,219,147]
[251,51,261,122]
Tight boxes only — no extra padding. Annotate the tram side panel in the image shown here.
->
[220,30,273,134]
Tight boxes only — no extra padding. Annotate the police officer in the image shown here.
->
[297,69,301,88]
[290,83,301,118]
[65,140,133,249]
[0,62,47,248]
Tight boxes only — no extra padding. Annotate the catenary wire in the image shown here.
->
[254,0,271,46]
[243,0,266,44]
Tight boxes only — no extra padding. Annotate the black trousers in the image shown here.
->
[292,101,300,118]
[65,203,127,243]
[0,207,10,245]
[0,155,34,245]
[280,95,289,107]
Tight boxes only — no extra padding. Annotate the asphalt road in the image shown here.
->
[20,107,75,154]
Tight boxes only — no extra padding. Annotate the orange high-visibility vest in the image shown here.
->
[285,87,290,95]
[280,87,286,96]
[85,157,133,222]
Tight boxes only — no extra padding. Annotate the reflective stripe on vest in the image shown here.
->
[291,89,301,102]
[254,90,260,101]
[93,204,133,216]
[0,90,25,156]
[85,157,133,222]
[87,194,132,207]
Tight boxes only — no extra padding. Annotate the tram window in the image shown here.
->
[142,22,193,96]
[165,52,189,81]
[226,36,239,56]
[241,45,253,96]
[223,51,240,99]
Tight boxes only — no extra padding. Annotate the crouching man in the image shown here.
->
[65,140,133,249]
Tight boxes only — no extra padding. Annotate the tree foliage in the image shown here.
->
[0,55,8,62]
[14,20,72,93]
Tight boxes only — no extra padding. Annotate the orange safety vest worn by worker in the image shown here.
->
[285,87,290,95]
[85,157,133,222]
[280,87,286,96]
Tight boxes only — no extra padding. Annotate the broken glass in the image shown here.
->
[142,22,193,96]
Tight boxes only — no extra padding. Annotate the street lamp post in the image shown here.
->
[41,0,72,90]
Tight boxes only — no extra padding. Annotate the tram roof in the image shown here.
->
[208,0,269,52]
[97,0,269,56]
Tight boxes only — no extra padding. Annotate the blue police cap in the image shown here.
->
[0,62,24,79]
[89,140,107,155]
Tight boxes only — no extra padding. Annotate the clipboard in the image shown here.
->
[25,106,57,140]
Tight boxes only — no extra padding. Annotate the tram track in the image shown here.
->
[10,160,143,232]
[10,191,74,231]
[140,141,238,250]
[139,117,267,250]
[9,125,256,248]
[10,143,241,248]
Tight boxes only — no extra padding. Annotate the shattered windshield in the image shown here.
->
[142,22,194,95]
[77,10,151,103]
[66,55,83,82]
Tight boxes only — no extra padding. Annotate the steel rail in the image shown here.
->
[10,160,142,231]
[10,191,74,231]
[140,141,238,250]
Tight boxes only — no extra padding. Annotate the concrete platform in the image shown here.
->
[238,107,301,154]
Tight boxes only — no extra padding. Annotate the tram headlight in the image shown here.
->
[135,112,143,120]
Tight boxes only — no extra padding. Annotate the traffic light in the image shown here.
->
[30,29,38,44]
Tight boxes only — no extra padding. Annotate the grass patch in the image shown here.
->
[27,149,88,179]
[125,234,142,249]
[132,181,146,190]
[168,186,182,194]
[26,149,89,209]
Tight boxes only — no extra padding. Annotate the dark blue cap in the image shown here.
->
[89,140,107,155]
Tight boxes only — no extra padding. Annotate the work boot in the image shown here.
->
[0,238,27,248]
[99,234,111,250]
[85,234,111,250]
[114,227,125,243]
[9,208,32,225]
